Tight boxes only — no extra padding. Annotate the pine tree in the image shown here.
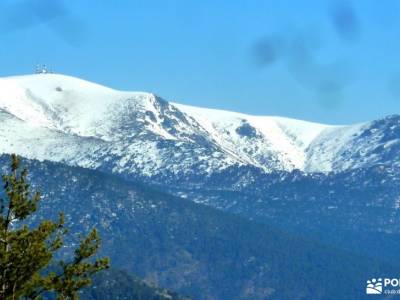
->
[0,154,109,299]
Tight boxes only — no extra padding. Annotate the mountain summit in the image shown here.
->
[0,73,398,179]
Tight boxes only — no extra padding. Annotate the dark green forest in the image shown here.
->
[1,155,397,300]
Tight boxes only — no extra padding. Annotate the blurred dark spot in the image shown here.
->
[288,48,351,109]
[330,2,360,42]
[252,36,286,67]
[4,0,67,30]
[1,0,87,46]
[251,31,354,109]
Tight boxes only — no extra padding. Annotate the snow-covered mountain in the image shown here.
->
[0,73,399,179]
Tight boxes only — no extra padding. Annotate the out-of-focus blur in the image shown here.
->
[0,0,399,124]
[252,1,363,109]
[1,0,86,45]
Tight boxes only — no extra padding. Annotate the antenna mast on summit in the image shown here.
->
[35,64,50,74]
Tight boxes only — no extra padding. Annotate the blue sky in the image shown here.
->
[0,0,399,124]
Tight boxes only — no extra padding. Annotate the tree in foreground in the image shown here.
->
[0,154,109,299]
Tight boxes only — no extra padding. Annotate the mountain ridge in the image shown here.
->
[0,73,398,179]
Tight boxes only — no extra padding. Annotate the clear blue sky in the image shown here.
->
[0,0,399,124]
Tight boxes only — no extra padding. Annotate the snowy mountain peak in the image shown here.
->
[0,73,397,179]
[0,74,157,137]
[174,103,337,170]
